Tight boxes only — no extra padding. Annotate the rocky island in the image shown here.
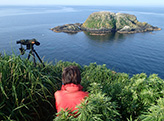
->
[51,11,161,35]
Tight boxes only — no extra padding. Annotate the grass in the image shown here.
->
[0,53,164,121]
[0,53,61,121]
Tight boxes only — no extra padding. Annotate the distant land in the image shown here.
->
[51,11,161,35]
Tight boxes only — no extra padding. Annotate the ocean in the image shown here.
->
[0,5,164,78]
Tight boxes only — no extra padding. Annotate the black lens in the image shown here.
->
[16,41,21,44]
[35,41,40,46]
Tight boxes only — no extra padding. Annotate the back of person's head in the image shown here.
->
[62,66,81,85]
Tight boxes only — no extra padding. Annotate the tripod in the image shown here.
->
[27,45,45,67]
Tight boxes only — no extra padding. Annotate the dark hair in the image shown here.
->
[62,66,81,85]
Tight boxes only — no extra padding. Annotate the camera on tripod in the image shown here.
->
[16,38,45,67]
[16,39,40,54]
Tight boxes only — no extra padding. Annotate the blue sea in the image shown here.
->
[0,5,164,78]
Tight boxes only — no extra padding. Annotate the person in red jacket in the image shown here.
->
[54,66,88,114]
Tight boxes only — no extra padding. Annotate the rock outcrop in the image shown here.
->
[50,23,82,34]
[51,11,161,34]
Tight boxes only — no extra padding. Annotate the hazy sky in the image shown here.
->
[0,0,163,6]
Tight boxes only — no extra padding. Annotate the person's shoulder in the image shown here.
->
[54,90,63,97]
[78,91,89,97]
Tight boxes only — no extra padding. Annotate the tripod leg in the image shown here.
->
[31,51,36,67]
[28,50,32,60]
[33,49,45,67]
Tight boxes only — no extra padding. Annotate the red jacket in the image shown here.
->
[54,83,88,113]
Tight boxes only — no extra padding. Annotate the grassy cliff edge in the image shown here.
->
[0,54,164,121]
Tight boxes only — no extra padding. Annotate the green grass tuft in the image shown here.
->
[0,54,164,121]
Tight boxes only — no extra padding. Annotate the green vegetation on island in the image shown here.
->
[0,53,164,121]
[82,12,116,30]
[51,11,161,35]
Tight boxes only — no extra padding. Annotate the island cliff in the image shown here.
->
[51,11,161,35]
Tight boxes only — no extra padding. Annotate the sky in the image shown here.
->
[0,0,163,7]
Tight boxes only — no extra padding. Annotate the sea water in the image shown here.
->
[0,5,164,78]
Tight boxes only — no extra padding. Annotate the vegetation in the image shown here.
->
[0,54,164,121]
[82,12,116,30]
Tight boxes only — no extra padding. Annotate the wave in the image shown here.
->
[0,6,78,17]
[1,6,163,17]
[118,10,164,16]
[87,8,164,17]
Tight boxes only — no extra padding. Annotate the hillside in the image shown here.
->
[1,54,164,121]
